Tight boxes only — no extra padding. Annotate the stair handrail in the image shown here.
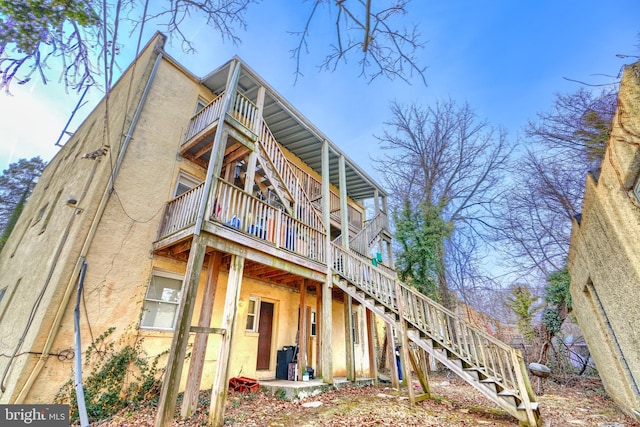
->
[258,119,325,232]
[349,211,388,257]
[330,242,532,397]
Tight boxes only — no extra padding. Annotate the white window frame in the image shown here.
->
[352,309,360,344]
[173,172,201,198]
[139,271,183,331]
[245,296,261,332]
[195,98,208,114]
[310,310,317,337]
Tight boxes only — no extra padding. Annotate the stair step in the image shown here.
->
[498,389,517,397]
[517,402,539,411]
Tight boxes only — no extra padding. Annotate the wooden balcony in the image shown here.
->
[156,179,326,264]
[181,92,259,166]
[177,89,365,237]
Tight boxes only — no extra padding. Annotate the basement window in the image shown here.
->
[140,271,183,330]
[245,297,260,332]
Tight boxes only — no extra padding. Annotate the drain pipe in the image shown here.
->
[74,261,89,427]
[12,46,164,403]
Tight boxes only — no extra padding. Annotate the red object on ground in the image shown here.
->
[228,376,259,393]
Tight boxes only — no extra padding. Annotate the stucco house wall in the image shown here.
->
[0,33,371,405]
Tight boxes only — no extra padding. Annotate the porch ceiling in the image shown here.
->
[200,59,386,202]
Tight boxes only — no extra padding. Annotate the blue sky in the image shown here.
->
[1,0,638,180]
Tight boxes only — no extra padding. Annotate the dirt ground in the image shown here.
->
[98,372,639,426]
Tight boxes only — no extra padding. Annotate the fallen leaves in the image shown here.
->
[95,372,639,426]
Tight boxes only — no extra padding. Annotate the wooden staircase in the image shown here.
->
[257,120,324,231]
[330,243,541,426]
[349,211,389,259]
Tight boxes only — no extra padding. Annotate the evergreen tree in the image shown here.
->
[0,157,46,236]
[504,285,540,343]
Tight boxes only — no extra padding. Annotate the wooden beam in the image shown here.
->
[408,345,430,397]
[344,294,355,381]
[155,235,207,427]
[200,226,326,281]
[366,309,379,385]
[315,281,323,378]
[181,251,222,418]
[189,326,225,334]
[224,141,243,156]
[168,239,192,256]
[209,254,246,426]
[386,322,400,389]
[395,281,415,406]
[226,146,251,165]
[298,280,308,381]
[338,155,349,250]
[321,139,333,383]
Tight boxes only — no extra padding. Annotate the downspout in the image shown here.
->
[74,261,89,427]
[12,48,164,403]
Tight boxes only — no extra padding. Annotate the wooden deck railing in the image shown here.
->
[331,244,397,309]
[183,91,258,144]
[184,93,226,142]
[231,92,258,134]
[288,160,364,232]
[211,179,325,262]
[350,211,389,257]
[330,242,533,404]
[158,183,205,237]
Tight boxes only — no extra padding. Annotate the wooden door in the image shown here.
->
[256,301,274,370]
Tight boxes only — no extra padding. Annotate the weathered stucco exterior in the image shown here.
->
[568,62,640,422]
[0,33,380,406]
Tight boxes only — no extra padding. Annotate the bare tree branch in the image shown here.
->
[291,0,427,84]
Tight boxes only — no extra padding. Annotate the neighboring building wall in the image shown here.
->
[568,62,640,421]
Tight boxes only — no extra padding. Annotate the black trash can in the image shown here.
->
[276,346,295,380]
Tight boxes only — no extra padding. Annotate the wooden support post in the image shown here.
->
[366,309,378,385]
[244,151,258,193]
[395,281,415,406]
[298,281,308,381]
[209,255,246,426]
[338,155,349,249]
[408,346,430,397]
[155,235,207,427]
[321,139,333,383]
[386,322,400,389]
[315,283,322,378]
[344,294,355,381]
[181,251,221,418]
